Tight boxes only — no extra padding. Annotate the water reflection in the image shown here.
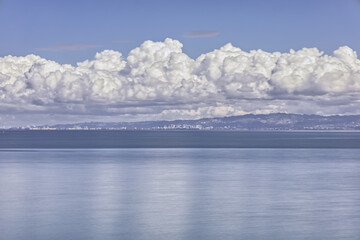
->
[0,149,360,240]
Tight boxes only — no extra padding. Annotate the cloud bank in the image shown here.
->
[1,38,360,126]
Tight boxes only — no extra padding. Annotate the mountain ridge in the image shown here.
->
[23,113,360,130]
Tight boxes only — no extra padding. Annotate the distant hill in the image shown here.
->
[30,113,360,130]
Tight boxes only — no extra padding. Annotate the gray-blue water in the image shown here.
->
[0,131,360,240]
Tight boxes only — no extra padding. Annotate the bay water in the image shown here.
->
[0,131,360,240]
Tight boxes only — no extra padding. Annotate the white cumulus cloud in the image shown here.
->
[1,38,360,126]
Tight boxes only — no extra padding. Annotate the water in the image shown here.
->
[1,130,360,148]
[0,132,360,240]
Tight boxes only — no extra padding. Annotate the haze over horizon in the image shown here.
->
[1,0,360,127]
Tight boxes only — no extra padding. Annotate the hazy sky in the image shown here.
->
[1,0,360,126]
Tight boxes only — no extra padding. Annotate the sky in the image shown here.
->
[1,0,360,127]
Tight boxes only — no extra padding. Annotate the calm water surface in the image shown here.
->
[0,132,360,240]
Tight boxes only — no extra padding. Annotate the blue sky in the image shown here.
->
[1,0,360,64]
[1,0,360,126]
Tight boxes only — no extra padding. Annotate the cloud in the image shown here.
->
[36,42,101,51]
[184,31,219,38]
[1,38,360,126]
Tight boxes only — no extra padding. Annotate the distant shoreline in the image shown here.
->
[3,113,359,131]
[2,129,360,132]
